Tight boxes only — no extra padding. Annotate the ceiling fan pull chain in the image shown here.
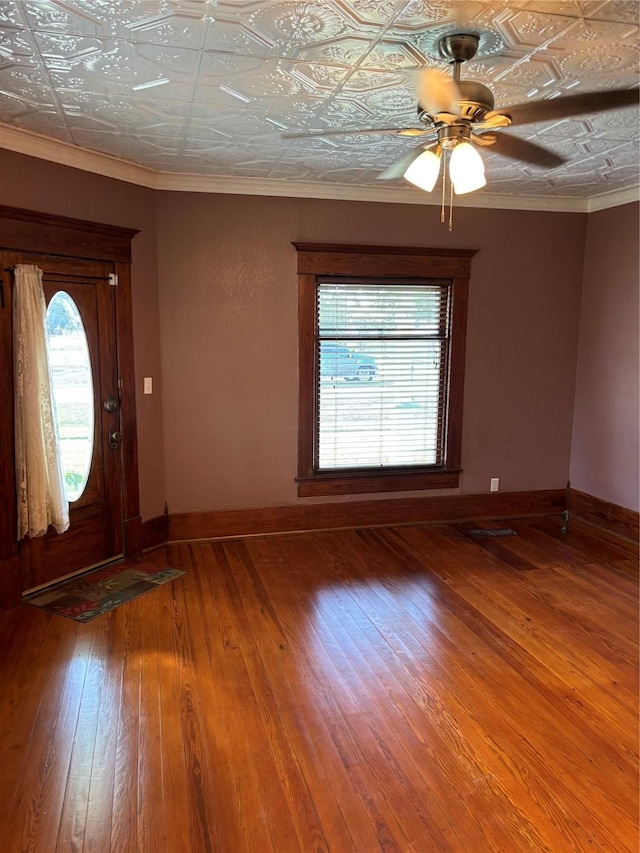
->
[449,171,454,232]
[441,149,447,223]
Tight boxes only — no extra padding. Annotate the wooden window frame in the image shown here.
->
[294,243,476,498]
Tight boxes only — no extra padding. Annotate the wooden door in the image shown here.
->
[9,252,124,590]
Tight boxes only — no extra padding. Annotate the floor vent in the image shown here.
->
[467,528,517,538]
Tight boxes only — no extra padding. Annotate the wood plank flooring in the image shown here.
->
[0,517,637,852]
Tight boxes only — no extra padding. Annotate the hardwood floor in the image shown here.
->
[0,517,637,852]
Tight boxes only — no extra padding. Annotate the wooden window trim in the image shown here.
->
[294,243,476,497]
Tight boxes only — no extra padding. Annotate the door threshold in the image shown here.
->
[22,554,125,597]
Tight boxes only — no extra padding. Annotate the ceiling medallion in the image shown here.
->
[417,26,505,62]
[362,86,417,112]
[560,44,639,76]
[249,3,345,44]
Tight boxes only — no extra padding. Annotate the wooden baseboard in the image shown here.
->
[168,489,565,543]
[0,556,22,611]
[567,488,639,543]
[141,514,168,552]
[123,515,142,558]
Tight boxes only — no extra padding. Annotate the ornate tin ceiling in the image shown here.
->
[0,0,638,202]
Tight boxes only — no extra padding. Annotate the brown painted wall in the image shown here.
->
[0,149,165,520]
[155,192,587,513]
[570,202,640,512]
[6,149,617,521]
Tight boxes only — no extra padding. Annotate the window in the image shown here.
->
[295,244,476,497]
[46,291,94,502]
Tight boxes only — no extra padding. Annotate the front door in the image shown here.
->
[9,252,124,590]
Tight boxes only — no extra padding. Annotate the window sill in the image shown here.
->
[297,469,460,497]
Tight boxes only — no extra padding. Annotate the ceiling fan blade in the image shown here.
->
[281,126,422,139]
[417,68,461,116]
[486,88,639,127]
[377,146,426,181]
[475,132,566,168]
[475,113,512,130]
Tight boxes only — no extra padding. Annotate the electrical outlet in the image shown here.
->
[143,377,153,395]
[490,477,500,492]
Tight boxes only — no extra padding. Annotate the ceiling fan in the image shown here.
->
[283,33,639,203]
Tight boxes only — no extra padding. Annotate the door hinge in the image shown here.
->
[108,273,118,286]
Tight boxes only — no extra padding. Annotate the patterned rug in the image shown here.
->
[24,559,185,622]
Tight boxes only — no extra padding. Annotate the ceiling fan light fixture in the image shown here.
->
[449,141,486,194]
[403,149,441,192]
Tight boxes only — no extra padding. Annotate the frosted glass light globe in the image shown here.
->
[404,149,441,192]
[449,142,486,194]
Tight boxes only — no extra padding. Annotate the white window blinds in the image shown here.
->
[316,279,451,472]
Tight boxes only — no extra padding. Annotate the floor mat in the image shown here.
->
[24,559,185,622]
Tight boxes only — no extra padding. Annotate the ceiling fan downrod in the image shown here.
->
[435,33,496,122]
[438,33,480,83]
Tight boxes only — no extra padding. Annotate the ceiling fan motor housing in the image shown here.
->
[417,79,495,125]
[457,80,495,121]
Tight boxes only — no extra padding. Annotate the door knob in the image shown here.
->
[104,395,118,413]
[109,429,122,450]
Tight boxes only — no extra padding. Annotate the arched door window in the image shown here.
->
[46,291,94,502]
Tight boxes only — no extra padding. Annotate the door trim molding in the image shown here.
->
[114,259,142,557]
[0,204,137,262]
[0,206,141,609]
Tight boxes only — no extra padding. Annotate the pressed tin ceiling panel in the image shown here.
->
[0,0,638,201]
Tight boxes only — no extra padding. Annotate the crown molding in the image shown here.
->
[1,124,636,214]
[0,124,160,189]
[155,169,594,213]
[586,184,640,212]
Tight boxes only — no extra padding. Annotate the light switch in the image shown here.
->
[143,377,153,395]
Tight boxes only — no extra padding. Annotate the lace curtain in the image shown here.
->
[13,264,69,539]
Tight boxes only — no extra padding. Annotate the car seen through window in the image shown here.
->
[320,343,378,382]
